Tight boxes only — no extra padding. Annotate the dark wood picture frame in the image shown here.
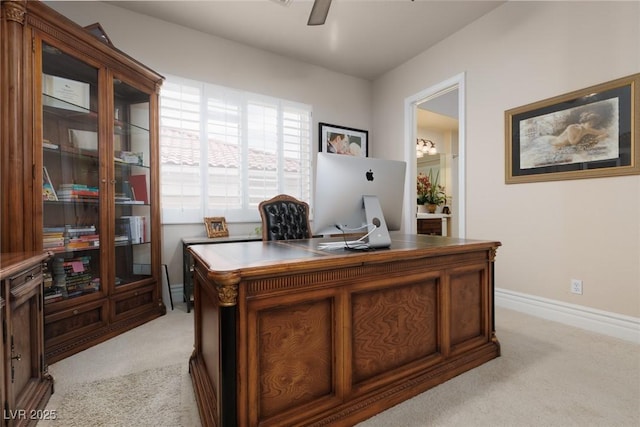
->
[319,122,368,157]
[204,217,229,238]
[505,73,639,184]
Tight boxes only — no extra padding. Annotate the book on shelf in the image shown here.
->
[59,184,97,189]
[115,217,132,244]
[57,183,99,200]
[68,129,97,150]
[43,240,65,251]
[115,151,143,165]
[115,187,144,204]
[43,140,59,150]
[129,174,148,204]
[50,255,98,298]
[43,167,58,201]
[40,225,100,252]
[43,226,65,251]
[66,240,99,249]
[115,191,132,203]
[65,224,97,233]
[119,216,147,244]
[43,74,90,112]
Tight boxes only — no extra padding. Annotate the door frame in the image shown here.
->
[403,72,466,237]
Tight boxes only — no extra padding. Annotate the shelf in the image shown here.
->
[43,200,151,207]
[44,143,98,159]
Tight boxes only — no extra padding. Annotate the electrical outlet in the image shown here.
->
[570,279,583,295]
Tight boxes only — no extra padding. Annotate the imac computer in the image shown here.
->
[314,153,406,249]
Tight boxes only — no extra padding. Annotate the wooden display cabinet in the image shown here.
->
[1,0,165,363]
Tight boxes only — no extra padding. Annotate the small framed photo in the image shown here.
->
[505,73,639,184]
[204,217,229,238]
[319,122,368,157]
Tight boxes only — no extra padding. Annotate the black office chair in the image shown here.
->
[258,194,312,241]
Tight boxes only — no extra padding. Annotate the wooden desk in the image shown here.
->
[182,236,261,312]
[189,235,501,426]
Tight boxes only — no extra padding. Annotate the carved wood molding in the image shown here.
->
[217,281,239,306]
[24,9,162,89]
[489,247,498,262]
[2,1,26,25]
[45,308,162,361]
[246,253,488,296]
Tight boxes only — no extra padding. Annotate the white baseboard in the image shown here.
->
[495,288,640,344]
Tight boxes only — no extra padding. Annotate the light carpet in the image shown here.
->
[38,304,201,427]
[357,307,640,426]
[51,364,182,427]
[37,304,639,426]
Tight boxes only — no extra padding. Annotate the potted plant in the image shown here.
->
[417,170,446,213]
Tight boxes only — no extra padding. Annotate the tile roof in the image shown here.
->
[160,128,302,172]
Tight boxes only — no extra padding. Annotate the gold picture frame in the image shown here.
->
[204,217,229,238]
[505,73,639,184]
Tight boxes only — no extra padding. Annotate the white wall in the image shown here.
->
[372,1,640,318]
[48,1,639,321]
[47,1,373,287]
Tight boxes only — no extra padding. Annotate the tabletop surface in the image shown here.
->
[189,234,500,277]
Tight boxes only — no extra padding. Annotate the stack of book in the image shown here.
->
[119,216,147,244]
[43,226,66,252]
[57,183,99,201]
[42,264,63,303]
[115,191,133,203]
[51,255,99,299]
[65,224,99,250]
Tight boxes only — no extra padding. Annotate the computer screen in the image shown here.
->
[313,153,406,248]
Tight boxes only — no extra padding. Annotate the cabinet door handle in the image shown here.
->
[11,354,21,361]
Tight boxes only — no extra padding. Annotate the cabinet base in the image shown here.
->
[11,377,54,427]
[45,307,164,364]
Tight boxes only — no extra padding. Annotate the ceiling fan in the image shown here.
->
[307,0,333,25]
[273,0,333,26]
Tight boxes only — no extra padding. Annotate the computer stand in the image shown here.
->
[363,195,391,248]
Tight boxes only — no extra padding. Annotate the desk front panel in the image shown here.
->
[239,249,496,426]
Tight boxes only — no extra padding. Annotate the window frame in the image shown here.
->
[159,74,313,224]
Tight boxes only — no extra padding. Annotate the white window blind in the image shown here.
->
[160,75,312,224]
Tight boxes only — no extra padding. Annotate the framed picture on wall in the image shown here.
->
[505,73,639,184]
[204,217,229,238]
[319,122,368,157]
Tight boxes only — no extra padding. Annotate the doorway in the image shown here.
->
[403,73,466,237]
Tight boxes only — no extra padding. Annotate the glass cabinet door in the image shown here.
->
[113,79,152,287]
[41,42,102,304]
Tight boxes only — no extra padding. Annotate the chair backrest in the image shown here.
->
[258,194,311,241]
